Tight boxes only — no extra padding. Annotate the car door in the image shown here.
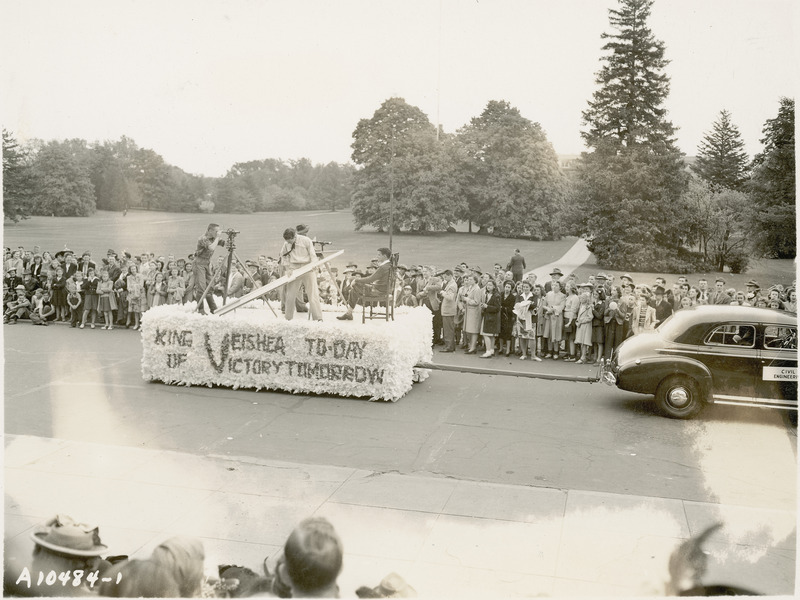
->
[698,323,758,402]
[757,324,798,408]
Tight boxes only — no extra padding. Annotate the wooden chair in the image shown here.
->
[360,253,399,322]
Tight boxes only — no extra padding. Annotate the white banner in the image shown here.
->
[762,367,798,381]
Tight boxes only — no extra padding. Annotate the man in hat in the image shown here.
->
[653,285,673,328]
[280,227,322,321]
[439,269,459,352]
[4,514,111,597]
[77,251,96,276]
[745,279,761,302]
[21,270,40,297]
[339,265,358,300]
[4,285,32,323]
[4,266,21,290]
[544,267,563,292]
[193,223,225,314]
[337,247,393,320]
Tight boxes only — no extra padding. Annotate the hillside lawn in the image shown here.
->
[1,210,574,274]
[4,209,795,288]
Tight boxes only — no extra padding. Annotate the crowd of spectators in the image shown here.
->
[3,513,416,598]
[1,244,328,328]
[3,510,757,597]
[3,243,796,366]
[404,261,796,363]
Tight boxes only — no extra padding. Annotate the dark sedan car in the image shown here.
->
[602,306,797,418]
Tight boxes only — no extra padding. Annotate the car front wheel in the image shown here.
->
[655,375,704,419]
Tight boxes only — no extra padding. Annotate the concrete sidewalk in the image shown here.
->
[4,434,795,597]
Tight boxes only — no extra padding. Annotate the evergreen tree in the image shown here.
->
[2,130,36,223]
[576,0,695,271]
[692,110,749,190]
[747,97,795,258]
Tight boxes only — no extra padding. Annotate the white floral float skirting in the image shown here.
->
[140,302,433,401]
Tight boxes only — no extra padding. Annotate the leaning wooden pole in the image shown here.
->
[415,362,602,384]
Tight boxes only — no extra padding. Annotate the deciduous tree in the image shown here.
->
[351,98,463,231]
[683,178,751,272]
[747,97,795,258]
[456,100,564,238]
[32,141,96,216]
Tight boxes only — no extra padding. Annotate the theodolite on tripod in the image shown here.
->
[196,227,278,316]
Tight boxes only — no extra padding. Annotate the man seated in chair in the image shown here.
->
[337,247,393,320]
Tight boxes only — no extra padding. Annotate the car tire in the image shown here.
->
[655,375,704,419]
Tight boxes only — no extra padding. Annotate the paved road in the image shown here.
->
[5,324,796,512]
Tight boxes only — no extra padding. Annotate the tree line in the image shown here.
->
[4,0,794,272]
[348,0,794,270]
[2,134,355,219]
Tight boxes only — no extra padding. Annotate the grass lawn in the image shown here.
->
[5,210,794,288]
[2,210,576,273]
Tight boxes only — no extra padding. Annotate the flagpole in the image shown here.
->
[389,123,395,253]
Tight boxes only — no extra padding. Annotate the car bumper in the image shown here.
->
[599,358,617,386]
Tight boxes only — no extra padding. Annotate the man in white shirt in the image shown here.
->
[279,227,322,321]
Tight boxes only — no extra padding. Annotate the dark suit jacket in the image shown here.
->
[356,261,391,293]
[654,299,673,326]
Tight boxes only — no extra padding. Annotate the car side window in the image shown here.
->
[764,326,798,350]
[705,324,756,348]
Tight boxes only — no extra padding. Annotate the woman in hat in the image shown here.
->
[562,281,580,361]
[542,280,566,359]
[591,286,607,365]
[479,279,501,358]
[575,288,594,363]
[462,275,483,354]
[498,281,516,356]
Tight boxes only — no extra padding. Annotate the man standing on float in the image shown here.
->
[194,223,223,314]
[279,227,323,321]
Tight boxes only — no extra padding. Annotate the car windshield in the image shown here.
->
[654,310,691,341]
